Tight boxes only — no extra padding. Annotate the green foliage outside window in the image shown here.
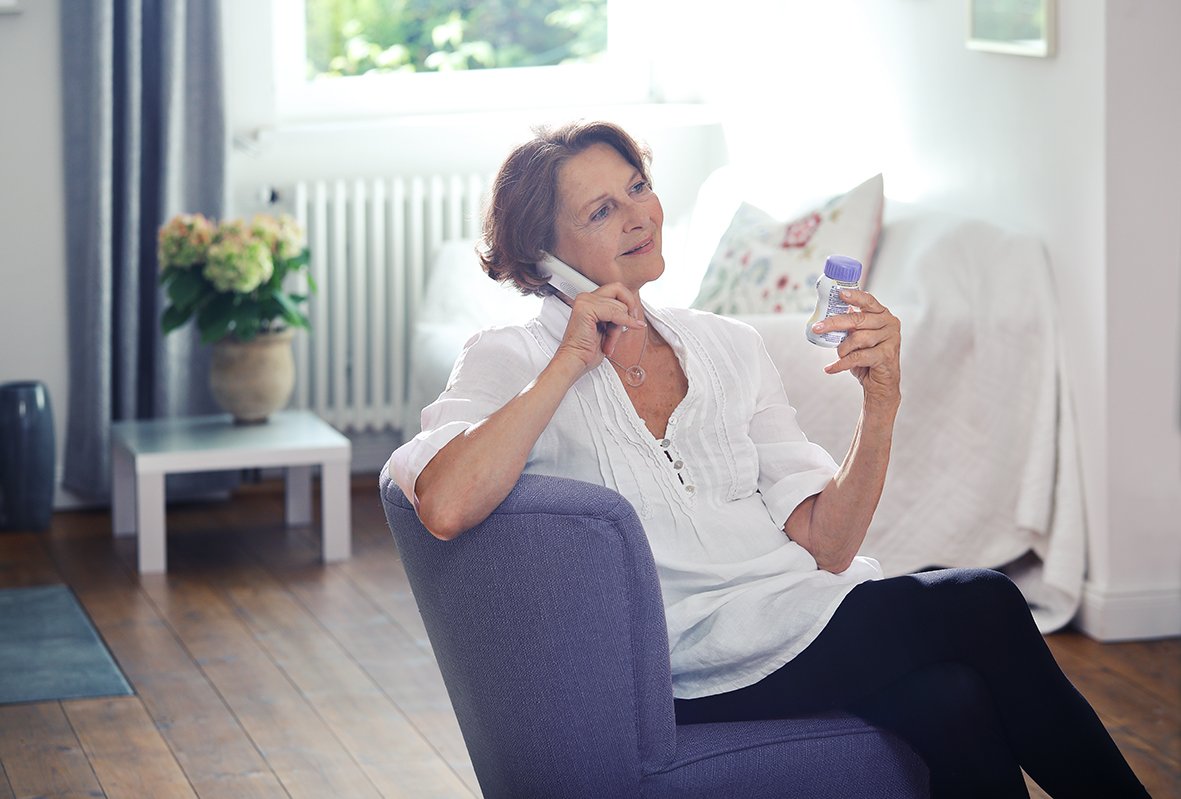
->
[306,0,608,79]
[969,0,1046,43]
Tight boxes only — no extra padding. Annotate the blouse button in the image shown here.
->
[673,459,684,470]
[660,438,671,448]
[669,415,678,425]
[685,484,696,495]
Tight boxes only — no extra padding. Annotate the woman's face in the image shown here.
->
[551,142,664,293]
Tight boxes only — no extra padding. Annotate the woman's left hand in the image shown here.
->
[813,288,901,412]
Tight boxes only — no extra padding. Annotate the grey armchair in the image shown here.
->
[379,468,928,798]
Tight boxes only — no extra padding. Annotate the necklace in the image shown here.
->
[606,325,649,387]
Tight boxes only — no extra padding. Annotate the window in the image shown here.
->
[273,0,650,122]
[305,0,607,77]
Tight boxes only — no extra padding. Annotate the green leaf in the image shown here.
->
[233,297,259,320]
[160,303,192,334]
[273,291,304,325]
[272,252,309,286]
[233,311,261,341]
[166,268,206,309]
[197,293,236,343]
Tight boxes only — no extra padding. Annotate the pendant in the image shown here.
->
[624,365,647,387]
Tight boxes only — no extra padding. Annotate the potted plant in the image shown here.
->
[158,213,315,423]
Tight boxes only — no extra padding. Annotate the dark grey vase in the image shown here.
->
[0,381,56,531]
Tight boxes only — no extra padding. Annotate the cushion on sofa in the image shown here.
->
[690,174,884,315]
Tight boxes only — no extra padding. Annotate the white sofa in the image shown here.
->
[406,172,1085,632]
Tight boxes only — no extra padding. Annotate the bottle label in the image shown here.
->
[806,276,858,347]
[820,285,851,344]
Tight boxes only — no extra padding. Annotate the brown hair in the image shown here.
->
[478,120,652,296]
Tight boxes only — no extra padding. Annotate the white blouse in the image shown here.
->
[389,295,882,699]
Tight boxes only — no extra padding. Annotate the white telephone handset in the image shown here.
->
[538,252,599,301]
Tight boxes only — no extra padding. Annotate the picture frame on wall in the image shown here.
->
[967,0,1056,57]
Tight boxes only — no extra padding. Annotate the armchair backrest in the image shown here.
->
[380,469,677,797]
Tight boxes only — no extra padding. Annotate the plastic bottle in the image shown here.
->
[806,254,863,347]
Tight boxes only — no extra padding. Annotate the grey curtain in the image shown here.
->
[60,0,226,501]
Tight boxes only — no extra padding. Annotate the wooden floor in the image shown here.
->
[0,478,1177,798]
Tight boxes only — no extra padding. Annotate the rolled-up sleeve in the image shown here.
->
[747,333,840,529]
[387,327,539,507]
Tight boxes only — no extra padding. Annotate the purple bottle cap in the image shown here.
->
[823,254,863,283]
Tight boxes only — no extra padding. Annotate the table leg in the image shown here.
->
[285,465,313,526]
[137,472,167,574]
[320,459,351,562]
[111,443,136,537]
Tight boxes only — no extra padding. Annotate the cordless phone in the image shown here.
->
[538,253,599,301]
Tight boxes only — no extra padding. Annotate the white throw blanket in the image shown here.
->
[741,208,1085,632]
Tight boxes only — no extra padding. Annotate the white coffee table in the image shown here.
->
[111,410,352,573]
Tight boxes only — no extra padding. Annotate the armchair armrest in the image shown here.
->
[380,469,677,796]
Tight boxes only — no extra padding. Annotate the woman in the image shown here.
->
[389,121,1149,798]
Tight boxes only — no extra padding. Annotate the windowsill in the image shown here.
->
[242,101,721,143]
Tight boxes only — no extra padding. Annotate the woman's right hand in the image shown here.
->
[552,283,647,375]
[416,284,644,540]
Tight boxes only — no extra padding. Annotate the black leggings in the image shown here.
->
[674,569,1150,799]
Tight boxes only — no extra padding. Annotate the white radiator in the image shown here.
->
[276,174,487,433]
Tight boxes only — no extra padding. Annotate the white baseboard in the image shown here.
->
[53,482,102,511]
[1075,581,1181,641]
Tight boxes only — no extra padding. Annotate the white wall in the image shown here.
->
[0,0,74,506]
[1098,1,1181,637]
[651,0,1179,639]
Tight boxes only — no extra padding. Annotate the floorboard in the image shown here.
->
[65,696,198,798]
[0,762,14,799]
[137,570,384,799]
[44,511,292,799]
[235,535,479,795]
[0,701,105,798]
[1043,633,1181,797]
[212,547,474,796]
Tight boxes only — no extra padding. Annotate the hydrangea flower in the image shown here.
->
[251,213,305,262]
[157,213,215,270]
[203,232,274,293]
[158,211,312,343]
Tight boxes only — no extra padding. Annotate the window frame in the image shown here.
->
[272,0,652,123]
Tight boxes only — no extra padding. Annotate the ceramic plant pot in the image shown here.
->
[209,328,296,424]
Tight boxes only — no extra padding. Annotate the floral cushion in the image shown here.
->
[690,174,884,315]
